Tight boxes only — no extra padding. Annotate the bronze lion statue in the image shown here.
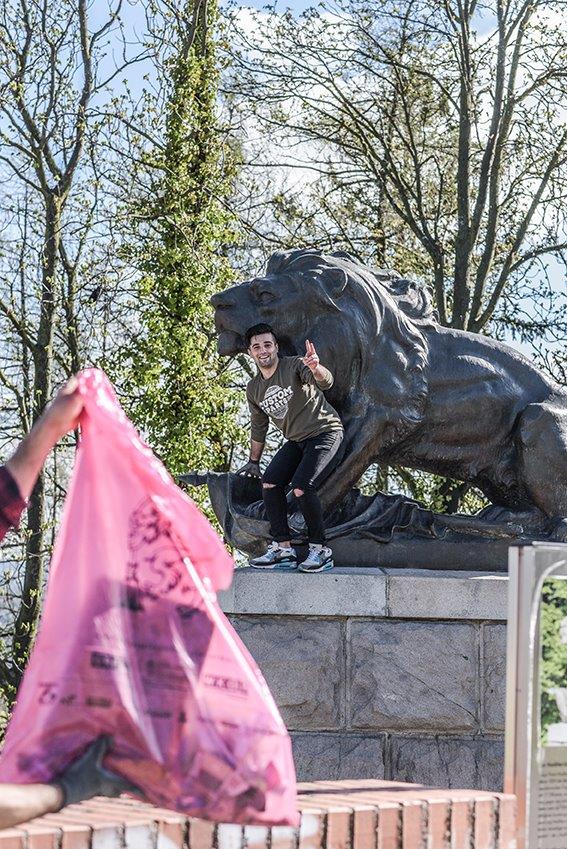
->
[210,248,567,544]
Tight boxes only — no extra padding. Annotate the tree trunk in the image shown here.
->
[10,193,60,696]
[452,46,473,329]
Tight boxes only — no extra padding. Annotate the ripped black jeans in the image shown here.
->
[262,429,344,544]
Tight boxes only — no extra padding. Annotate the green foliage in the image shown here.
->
[0,672,13,743]
[359,464,487,515]
[541,579,567,739]
[119,2,244,492]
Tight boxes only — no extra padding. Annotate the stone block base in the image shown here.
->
[220,567,508,791]
[291,733,504,790]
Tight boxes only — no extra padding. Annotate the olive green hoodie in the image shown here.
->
[246,356,343,444]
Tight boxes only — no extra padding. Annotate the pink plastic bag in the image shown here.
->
[0,369,297,825]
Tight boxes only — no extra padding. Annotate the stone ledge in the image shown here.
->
[386,571,507,620]
[0,782,517,849]
[219,567,508,621]
[218,568,387,617]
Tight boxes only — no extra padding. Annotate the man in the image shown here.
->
[237,323,343,572]
[0,379,136,829]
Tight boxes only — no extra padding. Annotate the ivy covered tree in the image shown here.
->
[121,0,243,485]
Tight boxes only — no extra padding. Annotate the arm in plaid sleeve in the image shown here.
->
[0,465,26,542]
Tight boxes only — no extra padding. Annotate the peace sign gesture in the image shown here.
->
[302,339,320,373]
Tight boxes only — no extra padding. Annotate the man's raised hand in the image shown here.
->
[302,339,320,373]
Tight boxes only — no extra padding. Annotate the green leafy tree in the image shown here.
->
[541,579,567,739]
[0,0,145,718]
[225,0,567,512]
[227,0,567,339]
[121,0,244,487]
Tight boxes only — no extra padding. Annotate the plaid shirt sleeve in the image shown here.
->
[0,465,26,542]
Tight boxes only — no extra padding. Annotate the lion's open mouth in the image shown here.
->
[217,330,246,356]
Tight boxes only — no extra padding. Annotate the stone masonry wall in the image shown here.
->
[219,567,508,792]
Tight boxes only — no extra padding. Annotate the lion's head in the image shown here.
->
[212,248,434,348]
[211,248,436,430]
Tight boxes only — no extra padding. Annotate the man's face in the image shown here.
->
[248,333,279,371]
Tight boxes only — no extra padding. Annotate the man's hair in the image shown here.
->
[245,323,278,347]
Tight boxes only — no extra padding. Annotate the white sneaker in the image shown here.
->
[299,545,333,573]
[250,542,298,571]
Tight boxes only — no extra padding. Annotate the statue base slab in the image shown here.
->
[328,535,510,570]
[181,472,553,570]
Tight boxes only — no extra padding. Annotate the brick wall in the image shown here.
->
[0,781,517,849]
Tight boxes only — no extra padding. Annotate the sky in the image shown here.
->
[226,0,500,25]
[228,0,315,12]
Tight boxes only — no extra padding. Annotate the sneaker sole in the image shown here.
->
[299,559,334,573]
[250,560,298,571]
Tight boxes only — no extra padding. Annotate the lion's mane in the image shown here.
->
[265,248,435,441]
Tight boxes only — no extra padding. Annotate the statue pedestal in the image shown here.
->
[219,566,508,790]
